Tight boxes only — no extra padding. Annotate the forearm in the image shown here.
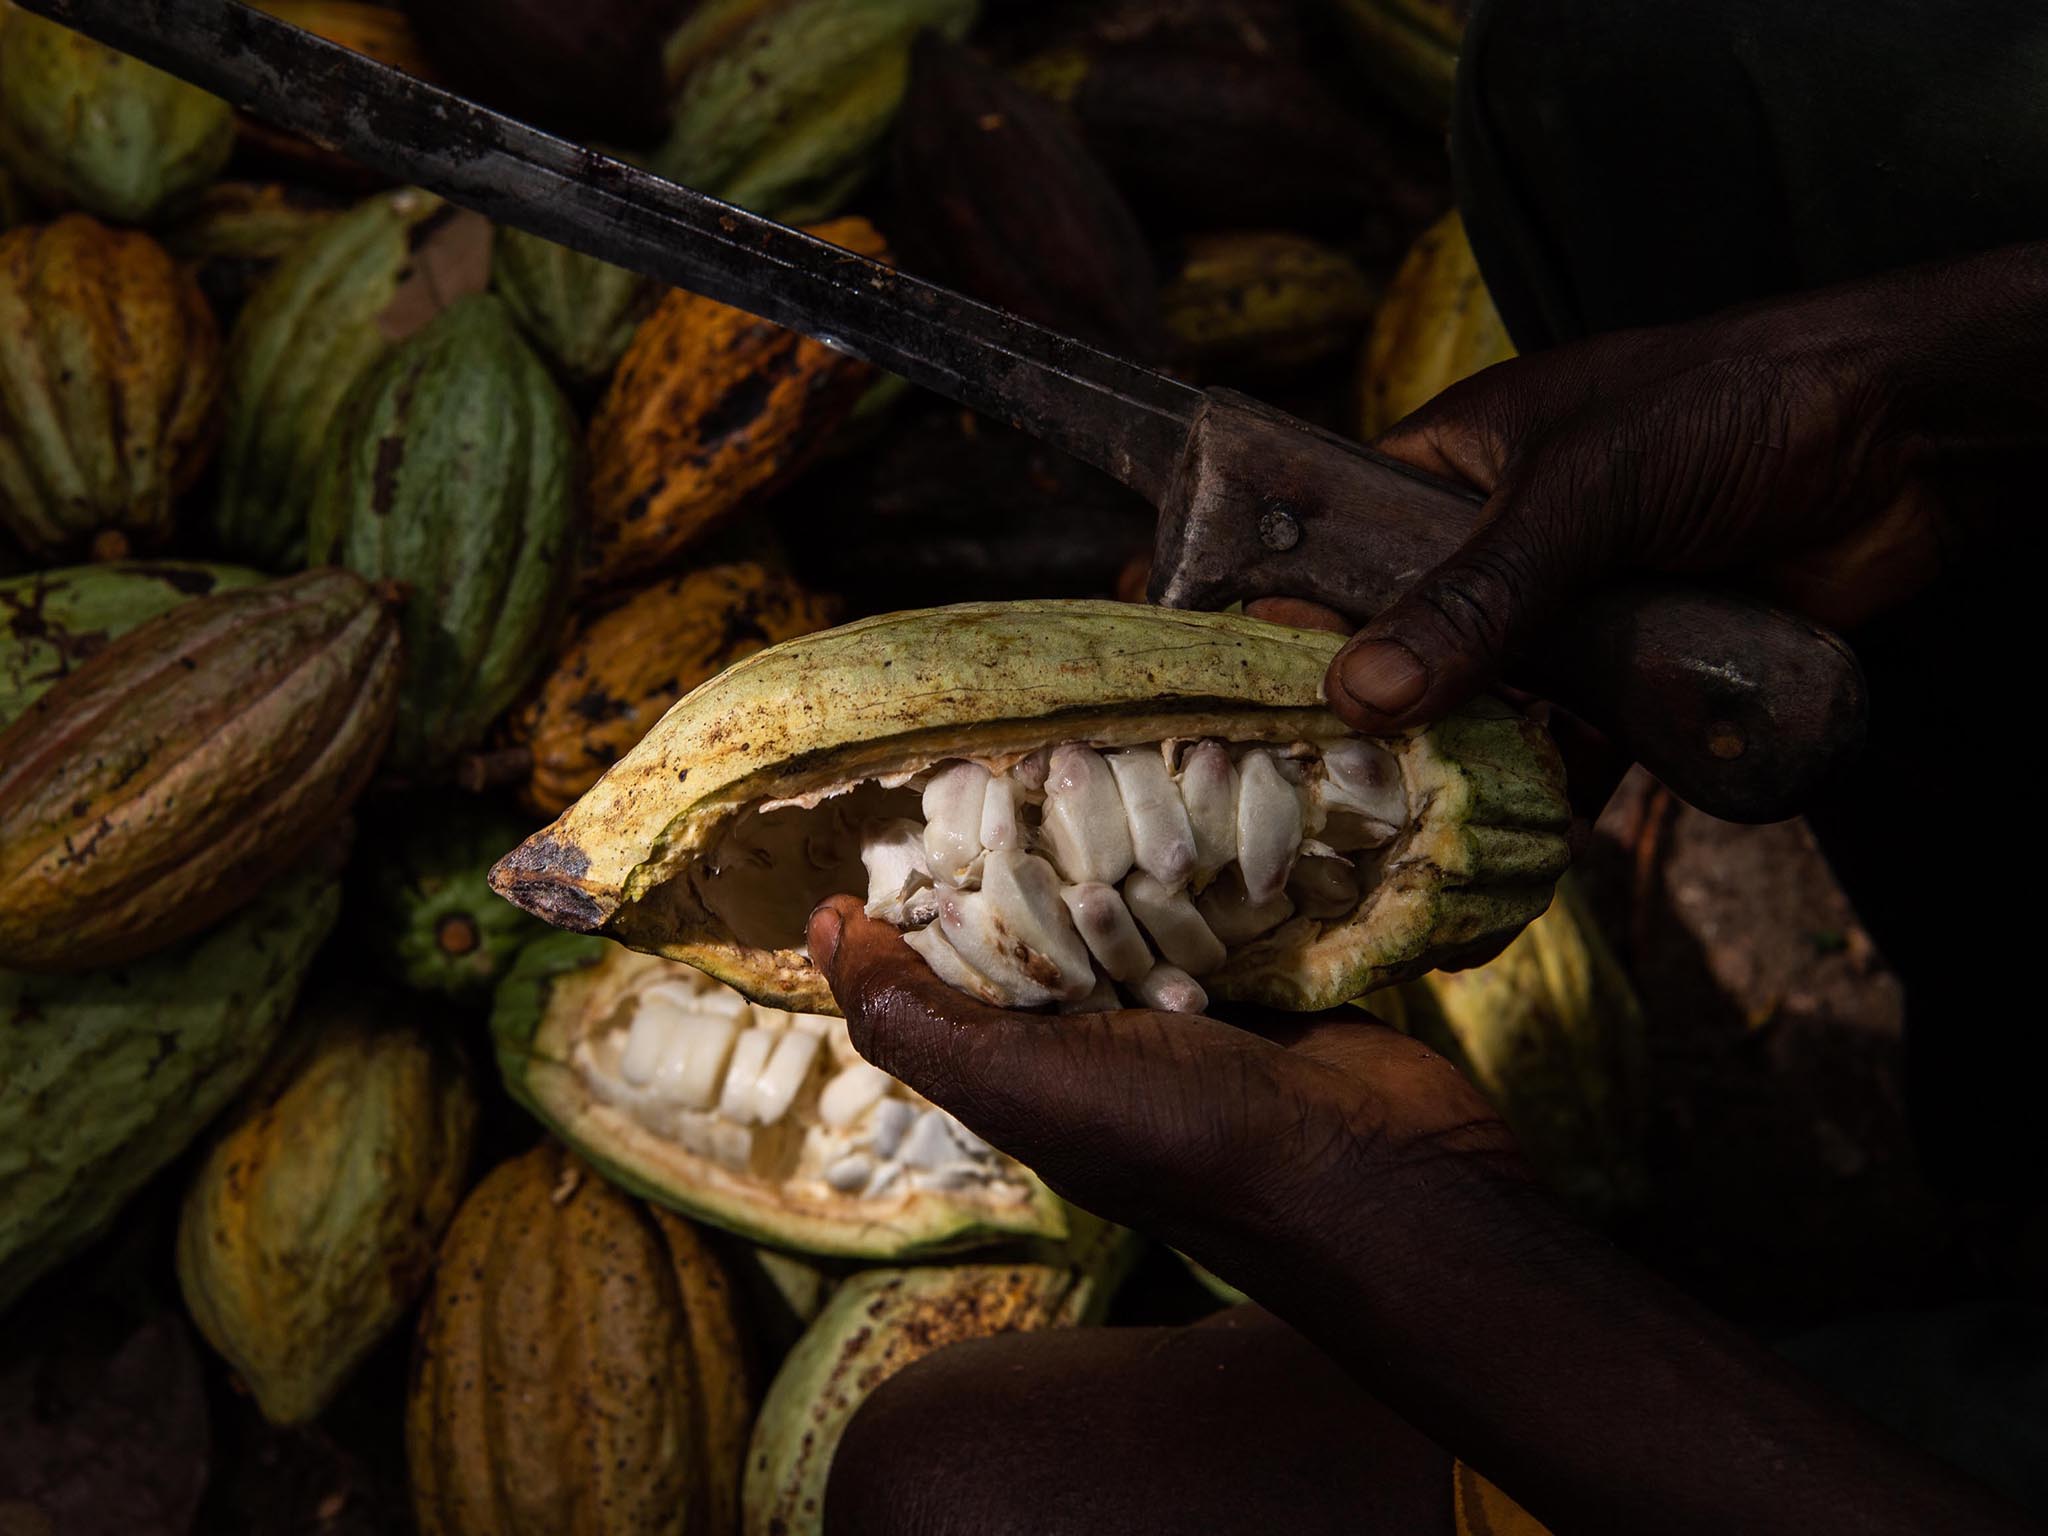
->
[1187,1167,2035,1536]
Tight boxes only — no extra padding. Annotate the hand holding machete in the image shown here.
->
[16,0,1866,822]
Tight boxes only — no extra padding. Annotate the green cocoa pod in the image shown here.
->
[0,569,401,971]
[492,934,1067,1260]
[654,0,980,222]
[0,862,341,1314]
[0,559,263,730]
[160,179,350,331]
[0,7,234,224]
[490,226,658,393]
[354,792,547,999]
[177,1000,479,1424]
[743,1219,1131,1536]
[0,215,223,561]
[308,293,579,774]
[492,602,1570,1015]
[213,191,493,568]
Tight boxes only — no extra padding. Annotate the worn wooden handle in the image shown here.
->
[1149,390,1866,823]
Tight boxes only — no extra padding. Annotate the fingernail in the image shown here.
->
[1337,641,1428,716]
[806,905,843,971]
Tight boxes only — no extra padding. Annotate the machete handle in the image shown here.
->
[1148,390,1865,824]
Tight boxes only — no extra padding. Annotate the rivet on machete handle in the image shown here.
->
[1148,391,1868,824]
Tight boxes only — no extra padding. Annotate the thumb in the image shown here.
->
[806,896,1267,1208]
[1324,464,1599,731]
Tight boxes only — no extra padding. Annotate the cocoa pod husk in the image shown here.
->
[890,34,1164,360]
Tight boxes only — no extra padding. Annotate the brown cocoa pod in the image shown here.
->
[0,569,401,971]
[579,217,885,596]
[406,1142,755,1536]
[509,560,839,817]
[890,34,1164,360]
[1018,42,1428,237]
[404,0,697,147]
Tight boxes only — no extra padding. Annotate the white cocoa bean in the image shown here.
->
[923,760,992,886]
[903,924,1009,1006]
[979,776,1019,851]
[1041,745,1134,885]
[1236,749,1304,905]
[1123,871,1227,975]
[1058,881,1154,982]
[1178,740,1239,881]
[1135,964,1208,1014]
[1106,749,1197,887]
[861,817,935,923]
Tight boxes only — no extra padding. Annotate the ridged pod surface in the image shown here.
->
[0,8,234,223]
[309,293,578,773]
[743,1228,1128,1536]
[1357,208,1513,437]
[491,602,1570,1013]
[491,935,1068,1259]
[0,559,263,729]
[161,180,349,327]
[1162,230,1378,377]
[654,0,981,221]
[0,569,401,971]
[177,1004,478,1424]
[214,190,483,568]
[580,220,882,594]
[0,216,222,561]
[406,1141,755,1536]
[0,862,340,1313]
[512,561,839,817]
[492,227,660,393]
[353,793,548,999]
[1412,872,1649,1220]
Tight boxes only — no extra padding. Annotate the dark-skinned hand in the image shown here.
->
[1253,240,2045,738]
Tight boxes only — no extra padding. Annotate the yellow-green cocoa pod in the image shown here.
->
[0,861,340,1314]
[177,1002,478,1424]
[406,1141,756,1536]
[491,226,659,393]
[0,7,234,224]
[1323,0,1468,131]
[493,934,1068,1260]
[492,602,1569,1016]
[653,0,980,222]
[1162,229,1379,378]
[1411,872,1650,1221]
[0,215,223,561]
[1357,208,1513,438]
[0,559,262,729]
[743,1218,1131,1536]
[214,190,485,569]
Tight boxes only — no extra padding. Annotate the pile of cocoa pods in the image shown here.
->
[4,2,1927,1533]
